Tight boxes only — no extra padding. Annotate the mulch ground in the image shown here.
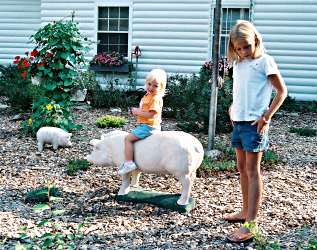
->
[0,104,316,249]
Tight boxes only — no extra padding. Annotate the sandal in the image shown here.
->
[224,213,246,223]
[226,228,254,243]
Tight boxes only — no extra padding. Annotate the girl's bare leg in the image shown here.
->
[124,134,140,161]
[245,151,263,221]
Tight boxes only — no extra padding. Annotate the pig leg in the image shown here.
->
[177,174,192,205]
[131,169,141,187]
[118,173,131,195]
[37,142,44,152]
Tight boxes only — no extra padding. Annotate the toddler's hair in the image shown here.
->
[145,68,167,95]
[227,20,265,64]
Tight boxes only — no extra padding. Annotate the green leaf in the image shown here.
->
[18,233,29,240]
[37,220,49,227]
[32,203,50,212]
[52,209,65,216]
[66,234,75,240]
[19,226,28,230]
[50,196,62,202]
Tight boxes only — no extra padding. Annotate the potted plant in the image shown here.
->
[89,51,129,73]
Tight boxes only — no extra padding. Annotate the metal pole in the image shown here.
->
[207,0,222,150]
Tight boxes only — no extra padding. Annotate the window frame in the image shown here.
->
[209,7,250,58]
[220,8,250,56]
[95,1,132,61]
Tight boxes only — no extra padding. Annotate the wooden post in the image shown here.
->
[207,0,222,151]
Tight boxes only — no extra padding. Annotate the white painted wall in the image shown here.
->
[41,0,96,58]
[131,0,211,86]
[0,0,41,65]
[253,0,317,101]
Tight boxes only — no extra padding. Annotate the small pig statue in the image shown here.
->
[86,130,204,205]
[36,126,72,152]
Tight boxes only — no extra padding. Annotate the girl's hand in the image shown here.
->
[251,117,270,134]
[131,107,140,116]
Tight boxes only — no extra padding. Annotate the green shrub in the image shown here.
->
[281,96,317,113]
[289,127,317,137]
[88,78,142,109]
[0,65,44,111]
[19,19,87,135]
[263,150,279,165]
[25,186,61,203]
[96,115,127,128]
[200,157,236,171]
[164,68,232,134]
[66,159,90,176]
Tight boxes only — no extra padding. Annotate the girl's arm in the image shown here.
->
[252,72,288,133]
[131,108,157,118]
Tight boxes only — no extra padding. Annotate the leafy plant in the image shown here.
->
[66,159,90,176]
[263,150,279,165]
[16,181,86,249]
[25,186,61,203]
[289,127,317,137]
[0,64,44,111]
[243,221,282,250]
[18,19,88,134]
[200,157,236,171]
[281,96,317,113]
[164,60,233,134]
[95,115,126,128]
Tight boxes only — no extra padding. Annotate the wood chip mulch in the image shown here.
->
[0,105,316,249]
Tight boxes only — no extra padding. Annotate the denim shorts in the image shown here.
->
[231,121,269,152]
[131,124,161,139]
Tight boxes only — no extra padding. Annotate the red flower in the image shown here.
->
[45,53,53,58]
[15,56,20,60]
[30,50,40,57]
[17,65,21,70]
[20,71,27,78]
[13,60,19,64]
[37,63,45,67]
[23,60,29,68]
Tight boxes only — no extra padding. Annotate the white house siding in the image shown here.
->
[0,0,41,65]
[132,0,211,86]
[253,0,317,101]
[41,0,96,58]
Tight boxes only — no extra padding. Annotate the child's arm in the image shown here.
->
[252,72,288,133]
[131,108,157,118]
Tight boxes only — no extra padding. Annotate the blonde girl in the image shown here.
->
[225,20,287,243]
[118,68,167,175]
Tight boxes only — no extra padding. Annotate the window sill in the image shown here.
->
[90,64,129,73]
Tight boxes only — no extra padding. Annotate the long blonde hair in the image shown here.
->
[145,68,167,95]
[227,20,265,64]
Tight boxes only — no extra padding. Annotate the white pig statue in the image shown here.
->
[36,126,72,152]
[86,130,204,205]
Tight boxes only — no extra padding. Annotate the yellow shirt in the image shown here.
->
[137,93,163,126]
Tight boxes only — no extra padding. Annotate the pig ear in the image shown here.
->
[89,139,100,146]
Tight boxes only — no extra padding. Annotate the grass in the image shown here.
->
[289,127,317,137]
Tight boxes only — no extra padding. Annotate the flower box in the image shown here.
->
[89,64,129,73]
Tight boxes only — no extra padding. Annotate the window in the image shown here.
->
[97,7,129,56]
[219,8,250,56]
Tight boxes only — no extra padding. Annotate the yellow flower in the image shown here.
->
[46,103,53,110]
[28,118,32,125]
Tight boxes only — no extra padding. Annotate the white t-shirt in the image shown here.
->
[231,54,279,122]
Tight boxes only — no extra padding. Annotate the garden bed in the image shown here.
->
[0,105,316,249]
